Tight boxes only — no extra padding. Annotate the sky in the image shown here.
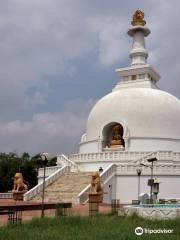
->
[0,0,179,155]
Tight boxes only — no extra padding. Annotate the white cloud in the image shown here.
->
[0,0,97,116]
[0,1,179,103]
[147,1,180,97]
[0,99,96,154]
[87,16,128,66]
[0,0,179,153]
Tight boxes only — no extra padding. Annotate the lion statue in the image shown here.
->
[12,172,28,192]
[90,171,103,195]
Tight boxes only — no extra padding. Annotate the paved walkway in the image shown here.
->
[0,199,112,226]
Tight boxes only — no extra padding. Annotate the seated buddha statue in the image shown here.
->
[110,124,124,148]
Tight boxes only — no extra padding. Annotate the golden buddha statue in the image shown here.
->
[131,9,146,26]
[110,124,124,148]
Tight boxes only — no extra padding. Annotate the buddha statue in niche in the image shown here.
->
[110,124,124,148]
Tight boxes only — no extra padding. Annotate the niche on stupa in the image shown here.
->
[102,122,125,151]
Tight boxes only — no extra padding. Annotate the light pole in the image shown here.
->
[147,158,157,203]
[136,168,142,202]
[99,166,103,173]
[141,158,157,203]
[40,153,48,218]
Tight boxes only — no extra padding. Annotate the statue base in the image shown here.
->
[111,139,122,145]
[104,145,125,151]
[12,190,27,201]
[89,193,103,203]
[89,193,103,216]
[110,144,124,149]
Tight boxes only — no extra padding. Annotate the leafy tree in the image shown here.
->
[0,153,21,192]
[0,152,57,192]
[0,152,36,192]
[19,152,38,189]
[48,157,57,166]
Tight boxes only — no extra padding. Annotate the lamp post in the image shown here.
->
[147,158,157,202]
[40,153,48,218]
[99,166,103,173]
[136,168,142,202]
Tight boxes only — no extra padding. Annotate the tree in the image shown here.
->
[0,152,57,192]
[0,152,37,192]
[0,153,21,192]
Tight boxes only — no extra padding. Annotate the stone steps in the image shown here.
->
[33,172,92,203]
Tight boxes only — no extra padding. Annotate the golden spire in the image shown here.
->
[131,9,146,26]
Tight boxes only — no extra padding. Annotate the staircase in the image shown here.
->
[32,172,92,203]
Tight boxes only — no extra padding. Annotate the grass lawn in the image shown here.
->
[0,214,179,240]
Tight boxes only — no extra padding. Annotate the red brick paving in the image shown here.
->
[0,199,111,226]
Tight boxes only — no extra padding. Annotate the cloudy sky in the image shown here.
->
[0,0,179,155]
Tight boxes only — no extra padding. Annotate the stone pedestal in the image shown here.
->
[89,193,102,216]
[104,146,124,152]
[12,190,27,201]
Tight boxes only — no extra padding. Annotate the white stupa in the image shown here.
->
[26,10,180,205]
[80,11,180,154]
[67,10,180,203]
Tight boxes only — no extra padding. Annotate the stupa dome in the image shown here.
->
[79,86,180,153]
[86,87,180,148]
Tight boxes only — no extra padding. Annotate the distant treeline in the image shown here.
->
[0,152,57,192]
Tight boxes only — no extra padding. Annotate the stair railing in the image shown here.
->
[132,151,158,165]
[0,192,13,199]
[38,165,62,178]
[77,163,116,204]
[57,154,78,172]
[24,165,70,201]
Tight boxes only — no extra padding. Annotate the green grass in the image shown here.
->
[0,214,180,240]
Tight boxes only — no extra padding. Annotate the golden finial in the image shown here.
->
[131,9,146,26]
